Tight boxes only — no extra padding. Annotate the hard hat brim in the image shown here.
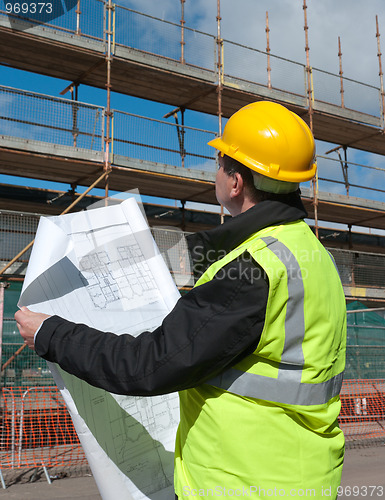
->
[208,136,317,183]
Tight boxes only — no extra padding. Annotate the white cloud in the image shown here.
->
[219,0,383,87]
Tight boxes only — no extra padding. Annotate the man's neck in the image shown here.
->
[228,198,257,217]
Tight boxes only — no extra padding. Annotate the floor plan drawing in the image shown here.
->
[19,197,181,500]
[79,244,158,310]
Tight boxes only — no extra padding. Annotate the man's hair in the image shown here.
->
[222,155,300,203]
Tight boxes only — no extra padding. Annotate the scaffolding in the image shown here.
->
[1,0,385,303]
[1,0,385,217]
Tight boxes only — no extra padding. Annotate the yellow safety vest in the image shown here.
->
[174,220,346,499]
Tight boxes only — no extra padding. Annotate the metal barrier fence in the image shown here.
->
[312,68,382,117]
[112,111,217,170]
[0,210,38,278]
[223,39,307,97]
[1,341,53,387]
[0,0,105,39]
[1,0,383,123]
[0,211,38,265]
[114,5,182,61]
[151,226,193,288]
[73,0,105,40]
[330,248,385,290]
[2,84,385,201]
[0,86,104,151]
[113,5,217,70]
[345,347,385,380]
[0,85,216,170]
[315,155,385,202]
[0,386,87,469]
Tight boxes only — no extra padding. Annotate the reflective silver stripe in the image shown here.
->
[260,237,305,384]
[207,369,343,406]
[208,236,342,406]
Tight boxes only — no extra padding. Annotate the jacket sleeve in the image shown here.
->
[35,253,268,396]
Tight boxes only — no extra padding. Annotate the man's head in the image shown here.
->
[209,101,316,215]
[215,154,302,216]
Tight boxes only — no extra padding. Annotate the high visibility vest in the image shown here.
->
[174,220,347,499]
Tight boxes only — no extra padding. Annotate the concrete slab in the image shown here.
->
[339,445,385,499]
[1,446,384,499]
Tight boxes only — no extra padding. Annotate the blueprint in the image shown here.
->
[19,197,181,500]
[78,243,158,310]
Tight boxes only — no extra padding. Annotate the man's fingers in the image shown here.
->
[15,307,30,325]
[14,309,51,353]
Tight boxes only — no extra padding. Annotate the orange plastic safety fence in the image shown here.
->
[339,379,385,443]
[1,381,384,470]
[0,386,87,469]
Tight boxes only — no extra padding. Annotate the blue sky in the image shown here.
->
[1,0,385,216]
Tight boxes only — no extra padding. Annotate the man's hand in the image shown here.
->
[15,306,51,350]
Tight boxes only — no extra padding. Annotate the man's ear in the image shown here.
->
[230,172,244,199]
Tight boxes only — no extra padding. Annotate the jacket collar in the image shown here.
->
[187,192,308,278]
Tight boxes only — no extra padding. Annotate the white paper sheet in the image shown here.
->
[19,197,181,500]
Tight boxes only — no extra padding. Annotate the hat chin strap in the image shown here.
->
[252,171,299,194]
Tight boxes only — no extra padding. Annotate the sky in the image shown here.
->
[122,0,383,86]
[1,0,385,222]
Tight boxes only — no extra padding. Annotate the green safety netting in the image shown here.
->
[1,282,52,386]
[345,301,385,380]
[347,301,385,345]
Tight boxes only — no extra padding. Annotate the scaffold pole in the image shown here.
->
[303,0,319,239]
[216,0,223,137]
[0,282,8,385]
[75,0,81,35]
[216,0,225,225]
[104,0,115,203]
[266,11,272,89]
[180,0,186,64]
[338,36,345,108]
[376,15,385,129]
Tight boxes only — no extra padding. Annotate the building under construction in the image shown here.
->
[0,0,385,477]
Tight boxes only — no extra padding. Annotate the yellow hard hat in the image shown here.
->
[208,101,317,183]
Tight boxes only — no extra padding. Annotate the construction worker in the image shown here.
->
[16,101,347,499]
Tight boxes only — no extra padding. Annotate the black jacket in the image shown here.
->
[36,195,307,396]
